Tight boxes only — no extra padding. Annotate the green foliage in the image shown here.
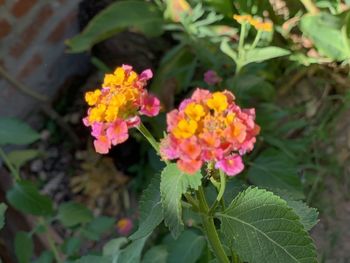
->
[283,197,319,231]
[81,216,115,241]
[219,187,317,263]
[15,232,34,263]
[243,47,291,66]
[130,175,163,240]
[7,149,40,170]
[0,203,7,230]
[67,1,163,52]
[166,230,206,263]
[247,149,304,199]
[7,181,53,216]
[33,251,53,263]
[103,235,149,263]
[160,163,202,238]
[57,202,93,227]
[74,255,111,263]
[142,245,168,263]
[0,117,40,145]
[62,237,82,256]
[300,12,350,61]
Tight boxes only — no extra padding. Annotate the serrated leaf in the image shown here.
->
[66,1,163,52]
[6,181,53,216]
[218,187,317,263]
[0,203,7,230]
[0,118,40,145]
[142,245,168,263]
[130,176,163,240]
[15,232,33,263]
[57,202,93,227]
[160,163,202,238]
[285,199,319,231]
[247,149,304,199]
[166,230,206,263]
[243,47,290,66]
[7,149,40,170]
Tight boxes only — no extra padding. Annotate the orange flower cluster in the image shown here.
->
[83,65,160,154]
[160,89,260,175]
[233,14,273,32]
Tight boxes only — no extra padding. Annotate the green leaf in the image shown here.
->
[112,235,149,263]
[0,118,40,145]
[103,237,128,256]
[57,202,93,227]
[33,251,53,263]
[160,163,202,238]
[300,13,350,61]
[74,255,111,263]
[130,176,163,240]
[166,230,206,263]
[220,39,237,62]
[61,237,81,256]
[247,149,304,199]
[218,187,317,263]
[243,47,290,66]
[150,45,196,97]
[15,232,33,263]
[66,1,163,52]
[6,181,53,216]
[82,216,115,241]
[142,245,168,263]
[205,0,233,17]
[7,149,40,170]
[283,198,319,231]
[0,203,7,230]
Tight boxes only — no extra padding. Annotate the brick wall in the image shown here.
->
[0,0,90,118]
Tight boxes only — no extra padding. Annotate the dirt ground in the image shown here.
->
[311,109,350,263]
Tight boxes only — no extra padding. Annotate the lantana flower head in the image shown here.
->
[233,14,273,32]
[160,88,260,176]
[83,65,160,154]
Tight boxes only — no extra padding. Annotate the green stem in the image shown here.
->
[238,23,247,55]
[196,186,229,263]
[250,30,262,50]
[136,122,160,153]
[300,0,319,14]
[39,218,62,263]
[0,147,20,181]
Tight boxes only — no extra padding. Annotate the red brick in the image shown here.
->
[11,0,37,17]
[0,19,11,39]
[47,10,76,43]
[18,53,43,79]
[10,5,53,58]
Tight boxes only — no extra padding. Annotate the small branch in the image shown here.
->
[300,0,320,15]
[0,147,20,181]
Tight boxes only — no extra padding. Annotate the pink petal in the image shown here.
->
[140,94,160,117]
[215,155,244,176]
[91,122,103,138]
[139,69,153,81]
[94,136,111,154]
[126,116,141,128]
[106,120,129,145]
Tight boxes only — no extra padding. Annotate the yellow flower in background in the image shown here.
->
[233,14,253,24]
[251,20,273,32]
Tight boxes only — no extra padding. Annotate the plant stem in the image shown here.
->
[250,30,262,50]
[39,218,62,263]
[0,147,20,181]
[196,186,229,263]
[137,122,160,153]
[300,0,319,14]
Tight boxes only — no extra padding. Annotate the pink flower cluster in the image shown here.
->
[160,88,260,176]
[83,65,160,154]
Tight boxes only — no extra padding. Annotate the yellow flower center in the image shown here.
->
[185,102,205,121]
[206,92,228,113]
[173,119,198,139]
